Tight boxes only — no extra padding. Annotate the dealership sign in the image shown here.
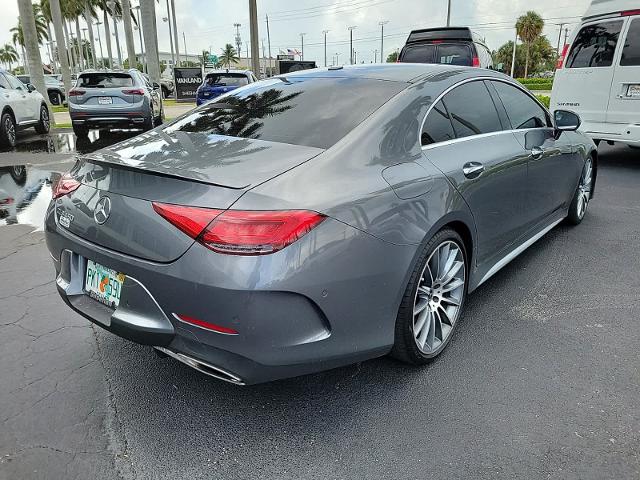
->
[174,67,202,102]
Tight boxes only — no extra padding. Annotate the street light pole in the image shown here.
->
[379,21,388,63]
[265,14,272,76]
[249,0,260,76]
[95,21,105,67]
[510,29,517,77]
[322,30,329,67]
[164,0,175,69]
[300,33,306,61]
[348,26,356,64]
[234,23,242,59]
[446,0,452,26]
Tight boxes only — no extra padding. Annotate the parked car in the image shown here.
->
[398,27,494,68]
[552,0,640,148]
[18,74,66,105]
[68,69,163,138]
[195,70,256,106]
[160,76,174,98]
[46,64,595,385]
[0,69,50,146]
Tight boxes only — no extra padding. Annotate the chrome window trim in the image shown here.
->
[418,76,553,150]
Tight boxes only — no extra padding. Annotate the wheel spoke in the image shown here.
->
[441,277,464,293]
[439,260,463,287]
[437,243,450,279]
[417,311,432,348]
[414,297,429,316]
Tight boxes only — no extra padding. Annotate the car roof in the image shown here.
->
[279,63,505,84]
[204,69,252,75]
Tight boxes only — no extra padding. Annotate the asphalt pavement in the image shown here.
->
[0,138,639,480]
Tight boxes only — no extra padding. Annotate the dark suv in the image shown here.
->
[398,27,493,68]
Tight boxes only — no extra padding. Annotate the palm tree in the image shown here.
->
[121,0,136,69]
[11,4,49,47]
[0,44,19,70]
[220,44,239,68]
[516,11,544,79]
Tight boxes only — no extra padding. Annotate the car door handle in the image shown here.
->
[530,147,544,159]
[462,162,484,179]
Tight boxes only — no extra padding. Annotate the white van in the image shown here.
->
[551,0,640,147]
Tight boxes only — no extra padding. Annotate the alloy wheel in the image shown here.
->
[41,107,50,131]
[4,116,15,146]
[412,240,465,354]
[577,158,593,220]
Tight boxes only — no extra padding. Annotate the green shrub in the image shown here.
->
[517,77,554,84]
[525,83,553,91]
[535,95,550,108]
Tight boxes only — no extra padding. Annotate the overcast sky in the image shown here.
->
[1,0,591,67]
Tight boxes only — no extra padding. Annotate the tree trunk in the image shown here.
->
[524,43,530,79]
[46,22,55,73]
[121,0,136,68]
[103,9,113,68]
[49,0,71,92]
[63,20,75,73]
[140,0,160,83]
[112,14,122,67]
[75,18,85,71]
[21,45,28,74]
[16,0,52,123]
[85,3,96,69]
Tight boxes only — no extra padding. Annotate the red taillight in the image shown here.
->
[621,9,640,16]
[152,203,326,255]
[122,88,145,95]
[472,56,480,67]
[174,314,239,335]
[68,89,85,96]
[557,44,570,69]
[52,173,81,199]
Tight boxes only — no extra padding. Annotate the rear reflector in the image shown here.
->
[52,173,81,199]
[556,44,570,69]
[152,203,326,255]
[174,314,239,335]
[68,89,85,96]
[122,88,145,95]
[472,56,480,67]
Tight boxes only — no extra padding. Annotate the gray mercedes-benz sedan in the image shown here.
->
[45,64,596,385]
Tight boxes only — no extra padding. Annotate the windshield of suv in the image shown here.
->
[77,73,134,88]
[203,74,249,87]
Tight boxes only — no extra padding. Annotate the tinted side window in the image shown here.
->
[621,18,640,66]
[442,81,502,138]
[491,81,549,129]
[5,74,25,90]
[400,44,436,63]
[421,100,455,146]
[566,21,623,68]
[437,44,472,66]
[0,74,10,89]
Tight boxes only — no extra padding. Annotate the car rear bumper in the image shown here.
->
[45,202,414,384]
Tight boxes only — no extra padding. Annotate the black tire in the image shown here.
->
[49,92,61,105]
[142,114,154,131]
[155,106,164,126]
[161,86,170,99]
[9,165,27,185]
[391,228,468,364]
[35,104,50,134]
[566,157,594,225]
[0,112,17,147]
[73,124,89,138]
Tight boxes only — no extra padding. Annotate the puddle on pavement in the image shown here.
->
[0,129,140,155]
[0,165,64,230]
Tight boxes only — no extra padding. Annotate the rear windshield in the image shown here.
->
[165,77,405,149]
[204,73,249,87]
[77,73,134,88]
[400,43,473,66]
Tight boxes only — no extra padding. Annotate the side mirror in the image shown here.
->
[26,83,36,93]
[554,110,581,132]
[152,82,160,90]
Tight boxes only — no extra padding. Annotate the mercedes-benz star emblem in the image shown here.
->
[94,196,111,225]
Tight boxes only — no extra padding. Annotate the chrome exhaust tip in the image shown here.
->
[154,347,245,385]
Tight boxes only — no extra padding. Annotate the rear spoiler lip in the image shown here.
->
[78,154,249,190]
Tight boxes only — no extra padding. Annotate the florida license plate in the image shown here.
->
[627,85,640,97]
[85,260,124,308]
[98,96,113,104]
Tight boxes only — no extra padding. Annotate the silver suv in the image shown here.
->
[68,69,163,138]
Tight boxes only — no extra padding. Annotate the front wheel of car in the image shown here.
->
[0,112,17,147]
[391,228,467,364]
[566,157,594,225]
[35,105,50,134]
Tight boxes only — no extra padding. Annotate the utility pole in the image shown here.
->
[322,30,329,67]
[266,15,272,76]
[249,0,260,76]
[563,28,569,48]
[348,26,356,64]
[446,0,452,27]
[510,29,517,77]
[300,33,306,61]
[379,21,388,63]
[95,21,105,66]
[374,49,378,63]
[335,52,340,66]
[555,23,565,54]
[354,50,357,64]
[183,31,187,61]
[234,23,242,60]
[165,0,175,70]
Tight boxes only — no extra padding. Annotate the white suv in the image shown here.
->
[552,1,640,148]
[0,69,50,147]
